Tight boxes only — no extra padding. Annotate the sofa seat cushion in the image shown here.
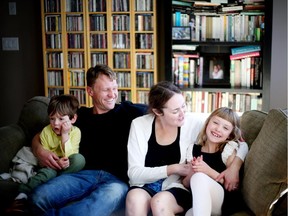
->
[242,109,287,215]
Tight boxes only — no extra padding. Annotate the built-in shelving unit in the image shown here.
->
[41,0,158,106]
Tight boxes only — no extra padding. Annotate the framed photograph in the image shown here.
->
[202,54,230,87]
[172,26,191,41]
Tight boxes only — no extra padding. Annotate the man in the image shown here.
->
[30,64,147,215]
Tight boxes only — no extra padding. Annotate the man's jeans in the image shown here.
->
[30,170,128,216]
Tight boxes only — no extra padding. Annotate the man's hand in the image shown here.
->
[32,133,61,170]
[216,157,243,191]
[38,149,61,170]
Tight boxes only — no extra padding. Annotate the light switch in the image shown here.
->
[9,2,17,15]
[2,37,19,51]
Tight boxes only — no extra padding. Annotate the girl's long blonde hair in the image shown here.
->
[197,107,241,152]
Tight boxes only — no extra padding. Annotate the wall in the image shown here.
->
[269,0,288,110]
[0,0,44,126]
[0,1,286,127]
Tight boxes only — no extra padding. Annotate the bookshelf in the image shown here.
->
[41,0,157,106]
[157,0,272,113]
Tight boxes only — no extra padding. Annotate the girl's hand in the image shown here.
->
[191,155,211,175]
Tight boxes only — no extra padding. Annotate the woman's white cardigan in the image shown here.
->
[127,112,205,191]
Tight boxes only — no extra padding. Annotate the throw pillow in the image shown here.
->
[242,109,287,215]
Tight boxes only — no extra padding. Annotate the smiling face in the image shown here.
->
[161,93,186,127]
[87,73,118,114]
[205,115,234,145]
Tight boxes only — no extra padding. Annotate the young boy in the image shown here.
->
[7,94,85,213]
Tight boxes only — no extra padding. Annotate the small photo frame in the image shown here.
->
[203,54,230,87]
[172,26,191,40]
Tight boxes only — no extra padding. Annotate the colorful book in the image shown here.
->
[231,45,261,55]
[230,51,260,60]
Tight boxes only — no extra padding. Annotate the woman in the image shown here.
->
[125,81,205,216]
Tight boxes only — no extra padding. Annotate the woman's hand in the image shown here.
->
[167,163,192,176]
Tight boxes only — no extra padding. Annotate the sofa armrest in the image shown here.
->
[0,124,26,173]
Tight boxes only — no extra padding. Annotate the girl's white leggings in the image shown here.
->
[185,172,224,216]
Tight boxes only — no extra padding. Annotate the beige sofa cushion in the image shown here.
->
[242,109,287,215]
[240,110,267,148]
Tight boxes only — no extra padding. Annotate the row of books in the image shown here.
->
[66,0,83,12]
[88,0,106,12]
[112,15,130,31]
[172,45,263,89]
[45,15,61,32]
[70,89,86,105]
[47,70,85,87]
[47,70,63,86]
[44,0,61,13]
[49,88,86,105]
[90,33,107,49]
[112,33,130,49]
[136,72,154,88]
[46,52,63,68]
[230,57,262,89]
[90,15,106,31]
[117,72,131,88]
[135,34,154,49]
[44,0,153,13]
[69,70,85,87]
[67,33,84,49]
[135,14,154,31]
[46,33,62,49]
[136,53,154,69]
[113,52,131,69]
[183,91,262,113]
[117,90,131,103]
[66,15,84,31]
[119,90,150,104]
[67,52,85,68]
[91,52,108,66]
[173,13,264,42]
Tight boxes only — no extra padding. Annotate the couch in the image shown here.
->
[0,96,287,216]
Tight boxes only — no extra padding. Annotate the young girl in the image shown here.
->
[183,107,248,216]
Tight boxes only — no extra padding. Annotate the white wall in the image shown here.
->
[270,0,288,109]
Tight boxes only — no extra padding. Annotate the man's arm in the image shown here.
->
[216,156,243,191]
[32,133,61,170]
[216,141,248,191]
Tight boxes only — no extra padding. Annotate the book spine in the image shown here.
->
[231,45,261,55]
[230,51,260,60]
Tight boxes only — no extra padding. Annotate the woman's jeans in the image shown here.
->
[30,170,128,216]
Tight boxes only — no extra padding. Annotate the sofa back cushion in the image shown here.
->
[240,110,267,148]
[242,109,287,215]
[17,96,50,144]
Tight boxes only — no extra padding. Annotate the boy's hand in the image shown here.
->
[61,120,72,135]
[58,157,70,169]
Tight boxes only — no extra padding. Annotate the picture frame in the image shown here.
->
[202,54,230,87]
[172,26,191,41]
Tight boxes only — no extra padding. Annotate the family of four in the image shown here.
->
[8,64,248,216]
